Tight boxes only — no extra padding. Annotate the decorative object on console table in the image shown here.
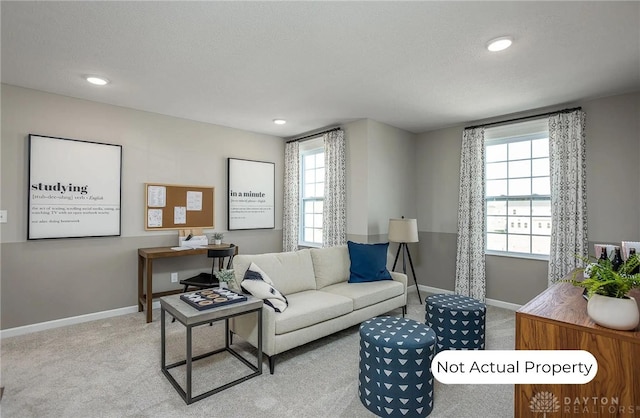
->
[388,217,422,304]
[611,246,624,271]
[212,232,224,245]
[587,293,639,331]
[598,246,608,263]
[621,241,640,262]
[179,228,208,247]
[629,248,639,274]
[594,243,616,261]
[564,254,640,330]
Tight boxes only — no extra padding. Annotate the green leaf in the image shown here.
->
[562,253,640,298]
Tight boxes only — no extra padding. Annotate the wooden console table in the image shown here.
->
[137,244,238,323]
[515,277,640,417]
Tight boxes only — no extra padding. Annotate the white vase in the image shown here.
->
[587,294,639,331]
[218,281,228,289]
[214,239,221,245]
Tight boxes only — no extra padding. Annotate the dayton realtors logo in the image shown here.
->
[530,391,560,417]
[530,392,639,416]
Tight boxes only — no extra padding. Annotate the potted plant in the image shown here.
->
[216,269,235,289]
[566,253,640,330]
[212,232,224,245]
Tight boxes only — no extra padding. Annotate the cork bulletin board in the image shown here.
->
[144,183,214,230]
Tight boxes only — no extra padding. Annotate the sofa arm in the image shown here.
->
[390,271,408,290]
[230,303,277,356]
[390,271,408,306]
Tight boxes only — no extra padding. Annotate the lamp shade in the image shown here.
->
[388,218,419,243]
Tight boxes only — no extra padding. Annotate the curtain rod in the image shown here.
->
[286,127,341,143]
[465,107,582,130]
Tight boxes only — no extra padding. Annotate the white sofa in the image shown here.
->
[230,245,408,374]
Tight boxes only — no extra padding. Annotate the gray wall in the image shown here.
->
[3,82,637,328]
[343,119,417,241]
[344,119,369,239]
[415,91,640,305]
[367,120,417,236]
[1,84,284,329]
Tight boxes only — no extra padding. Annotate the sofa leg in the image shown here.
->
[268,355,276,374]
[402,305,407,317]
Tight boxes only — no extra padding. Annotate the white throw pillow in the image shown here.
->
[241,262,289,313]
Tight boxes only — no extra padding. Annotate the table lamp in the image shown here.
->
[388,217,422,304]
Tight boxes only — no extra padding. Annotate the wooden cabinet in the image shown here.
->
[515,279,640,417]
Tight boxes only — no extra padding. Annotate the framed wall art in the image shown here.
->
[28,134,122,239]
[227,158,275,230]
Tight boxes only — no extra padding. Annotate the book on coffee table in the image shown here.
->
[180,288,248,310]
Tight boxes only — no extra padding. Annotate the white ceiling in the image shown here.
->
[2,1,639,138]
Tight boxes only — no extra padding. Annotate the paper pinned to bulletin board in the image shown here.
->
[144,183,214,230]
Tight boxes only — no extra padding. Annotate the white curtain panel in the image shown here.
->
[322,129,347,247]
[282,140,300,252]
[548,110,588,285]
[455,127,486,301]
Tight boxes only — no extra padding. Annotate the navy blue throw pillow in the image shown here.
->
[347,241,392,283]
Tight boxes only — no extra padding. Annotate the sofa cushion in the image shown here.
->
[322,280,404,310]
[233,249,317,295]
[241,262,289,313]
[274,290,353,335]
[347,241,392,283]
[310,245,351,289]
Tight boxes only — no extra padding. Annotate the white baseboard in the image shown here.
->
[1,301,161,339]
[484,297,522,311]
[414,284,522,311]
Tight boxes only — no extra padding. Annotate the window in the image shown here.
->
[299,139,324,246]
[485,119,550,257]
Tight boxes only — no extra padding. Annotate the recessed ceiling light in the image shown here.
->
[85,76,109,86]
[273,119,287,125]
[486,37,513,52]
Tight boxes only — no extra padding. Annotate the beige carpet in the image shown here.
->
[0,289,515,417]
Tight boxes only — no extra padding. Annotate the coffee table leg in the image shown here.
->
[186,325,192,404]
[257,309,263,372]
[161,307,166,369]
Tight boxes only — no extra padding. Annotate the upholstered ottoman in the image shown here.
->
[359,316,436,418]
[425,293,486,353]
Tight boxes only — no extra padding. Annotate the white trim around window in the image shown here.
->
[484,119,551,259]
[299,138,324,247]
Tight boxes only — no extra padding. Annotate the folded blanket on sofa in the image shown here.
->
[241,262,289,312]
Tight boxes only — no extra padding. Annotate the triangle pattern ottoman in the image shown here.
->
[358,316,436,417]
[425,293,486,354]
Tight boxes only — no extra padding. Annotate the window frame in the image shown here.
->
[484,125,551,260]
[298,140,325,248]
